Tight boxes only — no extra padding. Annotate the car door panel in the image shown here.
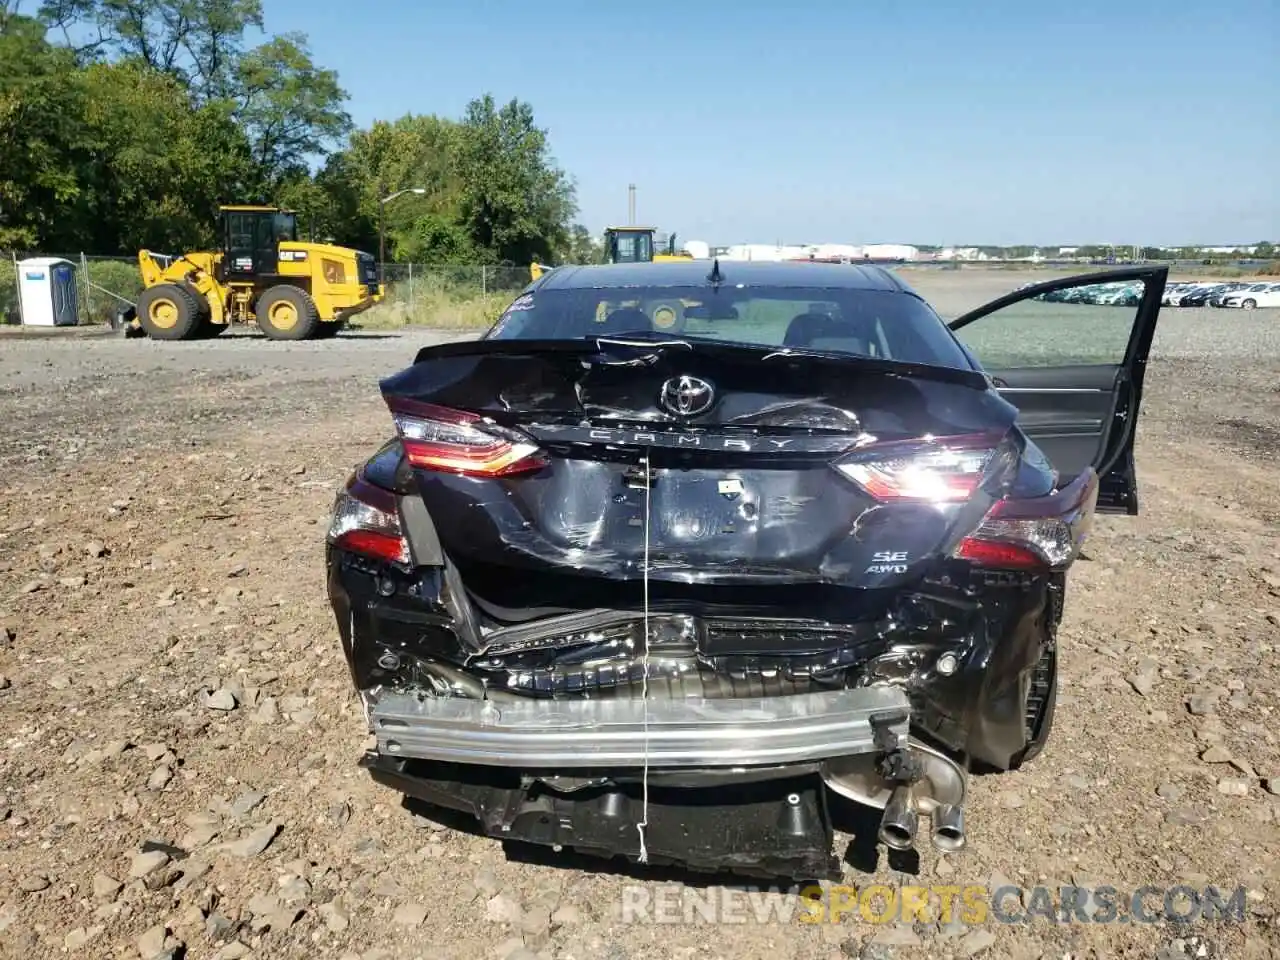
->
[947,266,1167,515]
[990,365,1118,483]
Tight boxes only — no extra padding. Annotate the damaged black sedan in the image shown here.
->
[326,260,1166,878]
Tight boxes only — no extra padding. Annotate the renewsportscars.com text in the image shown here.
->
[619,883,1249,926]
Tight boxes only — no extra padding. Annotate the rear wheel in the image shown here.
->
[1241,299,1257,310]
[256,286,320,340]
[136,284,202,341]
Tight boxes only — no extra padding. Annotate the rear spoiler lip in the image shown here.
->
[407,337,991,391]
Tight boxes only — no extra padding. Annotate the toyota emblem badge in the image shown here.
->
[659,375,715,417]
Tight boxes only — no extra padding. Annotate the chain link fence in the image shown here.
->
[1,252,532,330]
[368,264,531,330]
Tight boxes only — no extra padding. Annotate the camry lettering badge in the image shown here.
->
[659,375,715,417]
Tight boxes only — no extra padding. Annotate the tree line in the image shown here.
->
[0,0,596,265]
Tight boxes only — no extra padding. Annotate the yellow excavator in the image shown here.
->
[125,205,384,340]
[530,226,690,281]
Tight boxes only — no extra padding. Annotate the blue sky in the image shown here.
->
[266,0,1277,246]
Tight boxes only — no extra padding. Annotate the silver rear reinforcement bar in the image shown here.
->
[369,687,910,768]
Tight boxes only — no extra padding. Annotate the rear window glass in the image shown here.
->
[486,284,972,369]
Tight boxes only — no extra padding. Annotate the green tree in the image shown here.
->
[1254,241,1275,259]
[561,223,601,264]
[39,0,348,191]
[5,5,576,265]
[234,33,349,190]
[39,0,263,100]
[398,213,474,264]
[2,9,255,254]
[453,94,576,264]
[273,173,337,242]
[77,59,252,251]
[0,13,90,249]
[317,114,462,257]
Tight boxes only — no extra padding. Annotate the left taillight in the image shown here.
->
[954,468,1098,570]
[385,397,546,477]
[327,476,410,566]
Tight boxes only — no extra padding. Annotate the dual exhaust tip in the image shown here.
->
[878,785,966,854]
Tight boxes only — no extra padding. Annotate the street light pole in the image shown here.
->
[377,187,427,270]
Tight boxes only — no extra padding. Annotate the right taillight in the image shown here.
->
[385,397,547,477]
[835,432,1017,504]
[954,469,1099,570]
[327,475,410,566]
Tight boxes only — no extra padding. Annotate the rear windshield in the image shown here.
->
[486,284,973,369]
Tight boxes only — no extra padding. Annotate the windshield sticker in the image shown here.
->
[506,294,535,312]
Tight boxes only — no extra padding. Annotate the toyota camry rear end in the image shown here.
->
[325,260,1165,878]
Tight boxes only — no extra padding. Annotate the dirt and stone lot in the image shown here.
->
[1,271,1278,960]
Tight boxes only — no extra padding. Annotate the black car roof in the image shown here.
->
[534,260,914,293]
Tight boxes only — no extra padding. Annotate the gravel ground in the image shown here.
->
[1,271,1278,960]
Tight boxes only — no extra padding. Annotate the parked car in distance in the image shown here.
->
[1219,282,1280,309]
[1208,282,1252,307]
[1162,282,1208,306]
[1178,284,1227,307]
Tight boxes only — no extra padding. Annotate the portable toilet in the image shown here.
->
[17,257,79,326]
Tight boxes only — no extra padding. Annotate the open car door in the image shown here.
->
[948,266,1167,515]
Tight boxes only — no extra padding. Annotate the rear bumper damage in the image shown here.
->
[362,754,844,878]
[331,545,1058,876]
[362,684,971,876]
[361,691,967,877]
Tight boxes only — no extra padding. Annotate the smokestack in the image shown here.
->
[628,184,636,225]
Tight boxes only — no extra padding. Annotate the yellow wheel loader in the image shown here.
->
[530,226,691,281]
[605,225,693,265]
[528,227,699,328]
[127,206,384,341]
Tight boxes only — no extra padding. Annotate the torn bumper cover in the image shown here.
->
[368,686,910,768]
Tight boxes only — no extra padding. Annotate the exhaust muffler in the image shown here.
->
[877,785,919,851]
[822,738,968,853]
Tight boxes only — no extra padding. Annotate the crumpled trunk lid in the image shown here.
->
[380,338,1015,590]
